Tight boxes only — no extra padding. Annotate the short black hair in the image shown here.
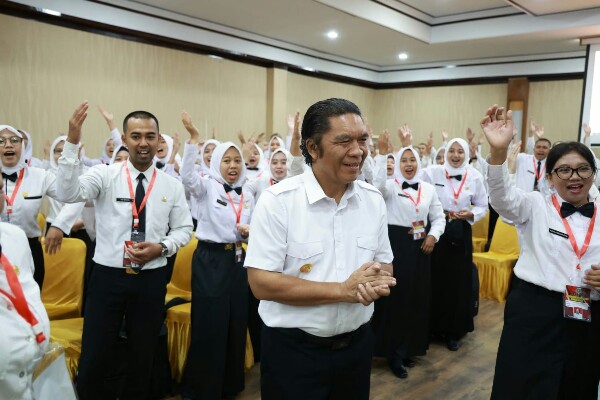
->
[546,141,597,174]
[122,111,160,133]
[535,137,552,147]
[300,98,362,166]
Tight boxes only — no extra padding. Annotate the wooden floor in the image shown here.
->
[170,298,505,400]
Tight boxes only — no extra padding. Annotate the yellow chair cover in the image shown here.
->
[165,303,254,383]
[37,213,46,237]
[42,238,86,320]
[471,212,489,252]
[49,317,83,380]
[473,219,520,302]
[166,236,197,302]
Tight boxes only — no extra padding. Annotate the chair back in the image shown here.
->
[168,236,198,294]
[489,218,519,256]
[472,211,489,239]
[42,238,86,318]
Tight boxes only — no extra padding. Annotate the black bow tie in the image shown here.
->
[247,167,259,171]
[402,181,419,190]
[449,174,462,181]
[2,172,17,183]
[155,161,165,169]
[223,184,242,195]
[560,202,595,219]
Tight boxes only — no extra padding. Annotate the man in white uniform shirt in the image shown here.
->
[515,137,551,194]
[245,98,395,400]
[57,102,193,400]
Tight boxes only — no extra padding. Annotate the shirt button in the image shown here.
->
[19,371,25,378]
[28,336,33,342]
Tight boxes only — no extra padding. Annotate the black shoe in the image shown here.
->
[390,362,408,379]
[403,358,416,368]
[446,339,460,351]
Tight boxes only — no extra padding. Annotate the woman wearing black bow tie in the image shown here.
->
[0,125,84,289]
[372,138,446,379]
[179,115,255,400]
[421,136,488,351]
[482,105,600,399]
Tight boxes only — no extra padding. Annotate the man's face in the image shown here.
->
[534,140,550,161]
[308,113,368,184]
[122,118,159,167]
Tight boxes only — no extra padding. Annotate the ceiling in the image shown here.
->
[9,0,600,83]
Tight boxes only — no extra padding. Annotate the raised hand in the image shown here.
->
[398,125,413,147]
[169,133,180,165]
[290,111,302,157]
[529,120,544,139]
[68,101,89,144]
[480,105,514,164]
[43,139,51,160]
[287,114,294,133]
[583,123,592,138]
[377,130,390,155]
[466,127,474,143]
[441,130,449,142]
[425,132,434,155]
[507,140,521,174]
[181,111,200,143]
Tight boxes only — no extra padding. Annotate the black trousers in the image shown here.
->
[76,263,167,400]
[27,237,44,290]
[492,277,600,399]
[181,242,248,400]
[261,324,374,400]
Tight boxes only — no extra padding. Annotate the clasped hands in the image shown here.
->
[342,261,396,306]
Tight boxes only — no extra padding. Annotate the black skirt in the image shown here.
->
[373,225,431,359]
[492,277,600,399]
[429,218,474,339]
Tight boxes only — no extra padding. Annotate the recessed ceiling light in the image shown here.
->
[326,30,339,40]
[398,52,408,60]
[40,8,61,16]
[446,65,456,69]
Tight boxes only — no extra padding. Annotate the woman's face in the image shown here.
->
[436,150,445,165]
[247,147,260,168]
[270,152,287,180]
[156,136,168,158]
[447,142,465,168]
[220,147,243,185]
[114,150,129,163]
[547,151,595,207]
[53,140,65,164]
[399,149,418,180]
[0,130,23,167]
[270,138,281,154]
[386,157,395,176]
[203,143,216,167]
[105,138,115,157]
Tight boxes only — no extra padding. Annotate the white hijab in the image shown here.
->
[99,136,113,164]
[110,145,129,165]
[0,125,27,174]
[444,138,470,176]
[266,136,285,158]
[49,135,67,171]
[395,146,422,185]
[154,134,173,164]
[199,139,220,174]
[209,142,247,189]
[18,130,33,163]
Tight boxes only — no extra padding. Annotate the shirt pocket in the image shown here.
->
[286,241,323,277]
[356,235,378,263]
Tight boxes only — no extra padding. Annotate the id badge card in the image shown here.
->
[123,231,146,269]
[235,241,243,263]
[563,285,592,322]
[412,220,426,240]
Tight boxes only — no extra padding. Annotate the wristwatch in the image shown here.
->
[160,242,168,257]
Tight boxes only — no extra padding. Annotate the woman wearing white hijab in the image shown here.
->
[179,136,255,400]
[372,145,446,378]
[198,139,220,176]
[244,143,266,181]
[0,126,82,289]
[243,147,292,203]
[154,133,182,178]
[421,137,488,351]
[18,130,48,169]
[265,135,285,159]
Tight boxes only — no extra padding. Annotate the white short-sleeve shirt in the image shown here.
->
[244,167,394,337]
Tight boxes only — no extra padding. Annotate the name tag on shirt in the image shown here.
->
[527,170,535,175]
[23,195,42,200]
[435,183,444,187]
[116,198,134,202]
[563,285,591,322]
[549,228,569,239]
[216,199,227,207]
[398,193,409,198]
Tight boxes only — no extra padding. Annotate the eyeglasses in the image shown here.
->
[552,165,595,180]
[0,137,22,146]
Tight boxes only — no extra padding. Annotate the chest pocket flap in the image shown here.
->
[287,241,323,259]
[357,235,378,251]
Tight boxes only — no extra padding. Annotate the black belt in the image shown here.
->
[198,240,235,251]
[273,322,370,351]
[512,276,564,300]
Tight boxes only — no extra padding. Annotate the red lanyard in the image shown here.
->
[123,164,157,230]
[395,179,422,213]
[3,168,25,220]
[225,192,244,224]
[0,253,46,343]
[551,195,597,271]
[533,158,546,181]
[446,169,468,205]
[269,178,276,186]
